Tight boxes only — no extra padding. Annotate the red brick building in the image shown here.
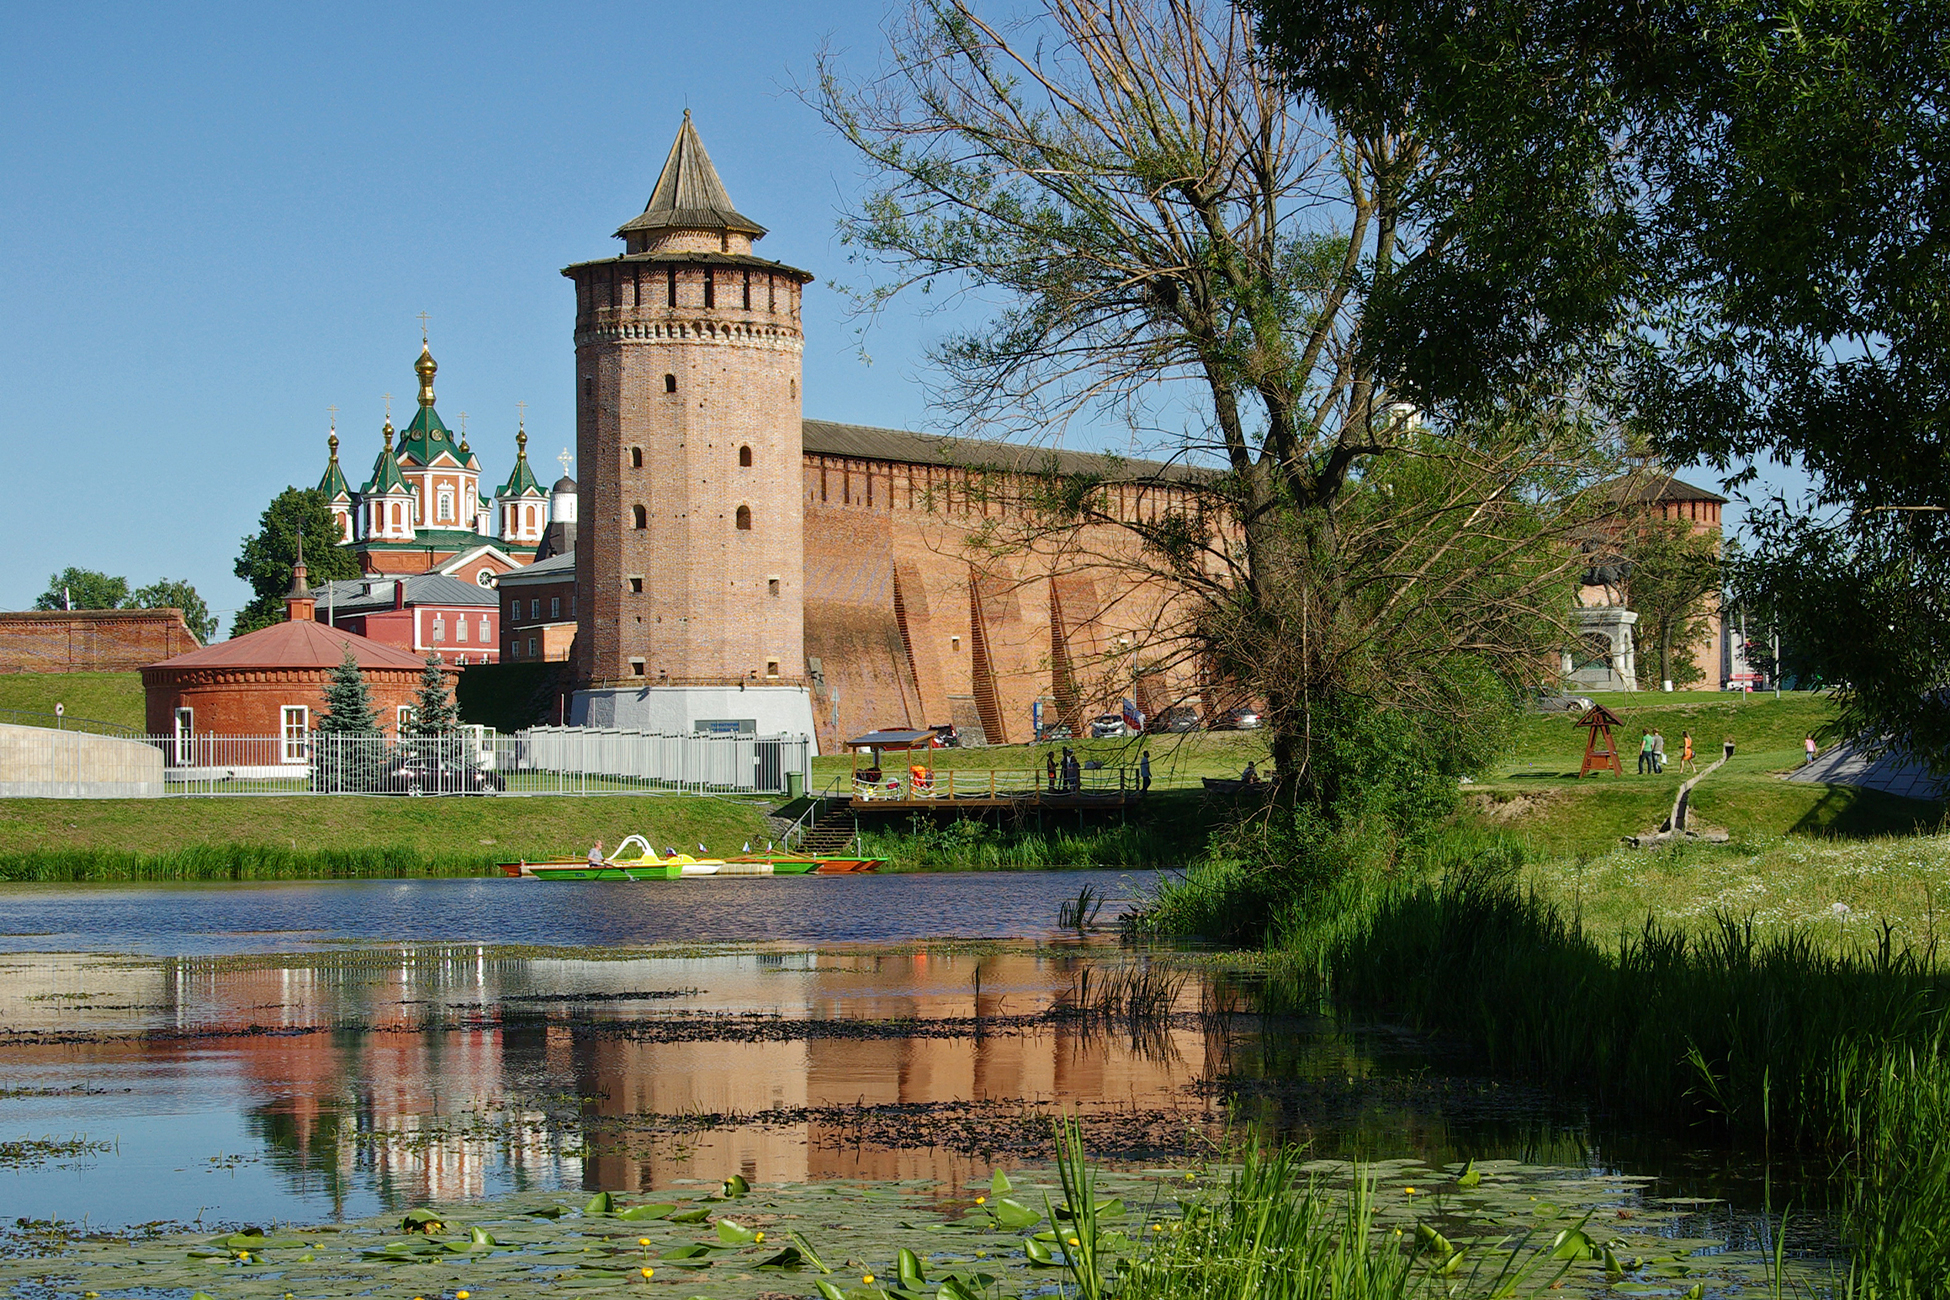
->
[312,574,501,666]
[497,551,577,663]
[0,610,201,674]
[142,571,443,743]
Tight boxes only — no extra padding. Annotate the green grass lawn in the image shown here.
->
[1460,690,1942,856]
[0,671,145,731]
[0,794,776,863]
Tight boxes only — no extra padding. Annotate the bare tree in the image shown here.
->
[815,0,1630,803]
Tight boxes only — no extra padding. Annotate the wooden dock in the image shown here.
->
[833,767,1144,816]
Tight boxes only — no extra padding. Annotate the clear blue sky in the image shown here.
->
[0,1,944,627]
[0,2,1790,632]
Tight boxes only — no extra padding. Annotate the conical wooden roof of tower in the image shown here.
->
[615,110,767,240]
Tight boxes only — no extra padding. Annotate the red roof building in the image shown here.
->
[142,565,450,744]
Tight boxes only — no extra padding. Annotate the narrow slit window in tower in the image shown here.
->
[703,270,714,308]
[664,374,677,393]
[631,447,643,468]
[767,578,780,598]
[666,266,677,307]
[742,272,751,310]
[632,504,647,529]
[766,660,779,678]
[629,577,643,593]
[735,505,752,531]
[738,445,752,467]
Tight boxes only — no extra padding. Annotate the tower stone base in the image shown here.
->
[570,684,819,751]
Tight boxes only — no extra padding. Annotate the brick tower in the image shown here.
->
[562,112,818,740]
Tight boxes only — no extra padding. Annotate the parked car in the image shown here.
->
[1530,689,1595,714]
[1207,707,1261,731]
[386,754,506,795]
[1036,723,1075,742]
[1146,706,1200,734]
[928,723,961,748]
[1089,713,1129,738]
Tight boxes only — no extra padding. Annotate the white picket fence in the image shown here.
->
[134,726,811,797]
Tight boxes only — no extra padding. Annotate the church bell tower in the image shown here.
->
[562,112,817,738]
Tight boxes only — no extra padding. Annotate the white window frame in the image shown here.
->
[438,488,454,522]
[550,596,560,620]
[173,707,194,765]
[397,705,413,733]
[281,706,309,763]
[479,616,490,643]
[456,615,469,643]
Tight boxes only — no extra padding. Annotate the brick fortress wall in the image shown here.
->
[0,610,201,674]
[800,454,1207,752]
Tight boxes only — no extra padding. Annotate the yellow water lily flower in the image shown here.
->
[641,1267,655,1279]
[639,1237,651,1246]
[458,1291,471,1299]
[975,1196,986,1205]
[1404,1187,1417,1195]
[755,1232,764,1243]
[863,1274,876,1285]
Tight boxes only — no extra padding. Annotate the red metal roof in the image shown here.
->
[145,618,429,673]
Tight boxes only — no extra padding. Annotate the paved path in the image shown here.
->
[1786,742,1946,800]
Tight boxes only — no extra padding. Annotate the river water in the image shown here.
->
[0,871,1829,1290]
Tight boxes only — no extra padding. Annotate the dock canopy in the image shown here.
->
[845,729,937,752]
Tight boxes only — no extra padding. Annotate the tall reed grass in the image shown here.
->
[1167,834,1950,1298]
[861,819,1189,871]
[0,844,501,882]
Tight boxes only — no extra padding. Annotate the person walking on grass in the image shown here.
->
[1638,730,1655,774]
[1651,728,1667,774]
[1679,730,1697,774]
[1139,750,1152,793]
[1806,734,1819,766]
[1045,750,1058,792]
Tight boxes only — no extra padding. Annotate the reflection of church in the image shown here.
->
[314,339,575,589]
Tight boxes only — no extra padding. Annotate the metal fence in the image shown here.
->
[137,726,812,797]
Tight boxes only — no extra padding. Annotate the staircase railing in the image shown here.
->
[779,775,850,852]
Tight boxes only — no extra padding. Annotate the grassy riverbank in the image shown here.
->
[862,789,1213,870]
[0,794,777,881]
[0,671,144,731]
[1136,824,1950,1296]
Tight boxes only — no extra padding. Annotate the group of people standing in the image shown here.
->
[1636,728,1703,774]
[1043,747,1154,793]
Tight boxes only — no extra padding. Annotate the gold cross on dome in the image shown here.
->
[516,399,528,429]
[326,404,338,431]
[417,311,431,343]
[558,447,573,477]
[382,393,393,419]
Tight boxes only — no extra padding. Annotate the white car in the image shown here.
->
[1089,714,1129,738]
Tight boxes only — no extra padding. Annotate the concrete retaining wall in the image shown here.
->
[0,724,163,798]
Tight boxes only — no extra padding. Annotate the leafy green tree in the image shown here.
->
[1251,0,1950,756]
[34,568,129,611]
[1620,519,1722,690]
[128,579,218,643]
[815,0,1624,831]
[233,488,359,635]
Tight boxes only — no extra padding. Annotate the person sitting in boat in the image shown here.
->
[588,840,605,866]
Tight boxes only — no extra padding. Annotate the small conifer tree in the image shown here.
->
[410,651,459,737]
[314,650,385,792]
[317,651,379,734]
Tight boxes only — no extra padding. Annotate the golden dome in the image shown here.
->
[416,344,437,407]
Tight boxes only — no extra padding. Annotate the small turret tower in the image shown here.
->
[561,112,816,735]
[318,421,353,544]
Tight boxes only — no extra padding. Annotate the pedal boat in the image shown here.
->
[500,836,880,879]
